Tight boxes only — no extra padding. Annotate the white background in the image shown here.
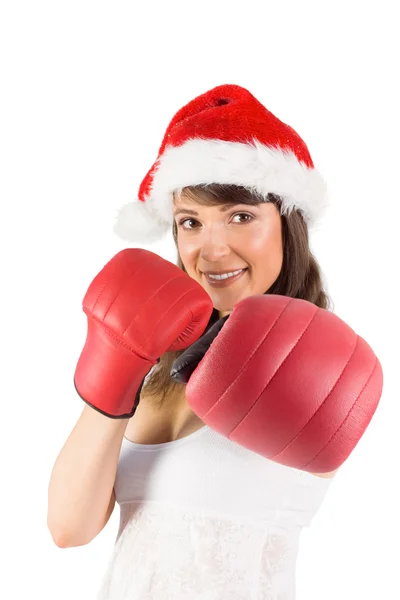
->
[1,1,399,598]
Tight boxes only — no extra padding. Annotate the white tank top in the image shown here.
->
[96,425,333,600]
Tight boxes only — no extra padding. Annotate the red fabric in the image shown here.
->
[186,295,383,473]
[139,84,314,202]
[74,249,213,417]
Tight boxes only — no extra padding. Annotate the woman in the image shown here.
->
[47,84,382,599]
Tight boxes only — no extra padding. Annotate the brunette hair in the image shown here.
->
[142,184,332,408]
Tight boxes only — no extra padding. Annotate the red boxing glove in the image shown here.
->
[74,249,213,418]
[172,295,383,473]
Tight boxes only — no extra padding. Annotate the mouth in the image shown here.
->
[203,268,248,288]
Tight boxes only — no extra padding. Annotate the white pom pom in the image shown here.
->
[113,200,169,243]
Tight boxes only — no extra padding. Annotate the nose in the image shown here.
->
[200,230,231,263]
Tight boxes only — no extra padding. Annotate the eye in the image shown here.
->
[232,213,254,224]
[177,213,254,230]
[178,218,200,230]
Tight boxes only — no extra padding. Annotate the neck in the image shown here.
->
[218,310,232,319]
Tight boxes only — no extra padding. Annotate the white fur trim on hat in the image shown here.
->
[114,138,328,243]
[113,197,170,243]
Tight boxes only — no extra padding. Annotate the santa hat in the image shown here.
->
[114,84,327,243]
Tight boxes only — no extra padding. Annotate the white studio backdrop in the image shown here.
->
[0,1,398,598]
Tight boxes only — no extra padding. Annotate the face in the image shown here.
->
[173,192,284,318]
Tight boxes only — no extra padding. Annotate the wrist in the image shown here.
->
[81,403,131,433]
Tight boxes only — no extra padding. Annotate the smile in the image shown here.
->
[204,268,247,287]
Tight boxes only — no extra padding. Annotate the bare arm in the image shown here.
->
[47,404,129,548]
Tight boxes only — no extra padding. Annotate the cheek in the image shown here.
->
[177,238,197,271]
[248,224,283,267]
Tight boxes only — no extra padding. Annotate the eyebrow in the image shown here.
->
[173,204,254,217]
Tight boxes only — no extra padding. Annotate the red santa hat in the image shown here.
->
[114,84,327,243]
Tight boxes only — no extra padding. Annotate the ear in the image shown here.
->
[170,315,229,384]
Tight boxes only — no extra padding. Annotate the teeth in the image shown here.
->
[207,269,244,281]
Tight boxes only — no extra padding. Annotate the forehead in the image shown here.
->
[172,199,246,217]
[172,190,257,211]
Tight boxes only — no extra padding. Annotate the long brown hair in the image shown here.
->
[143,184,333,408]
